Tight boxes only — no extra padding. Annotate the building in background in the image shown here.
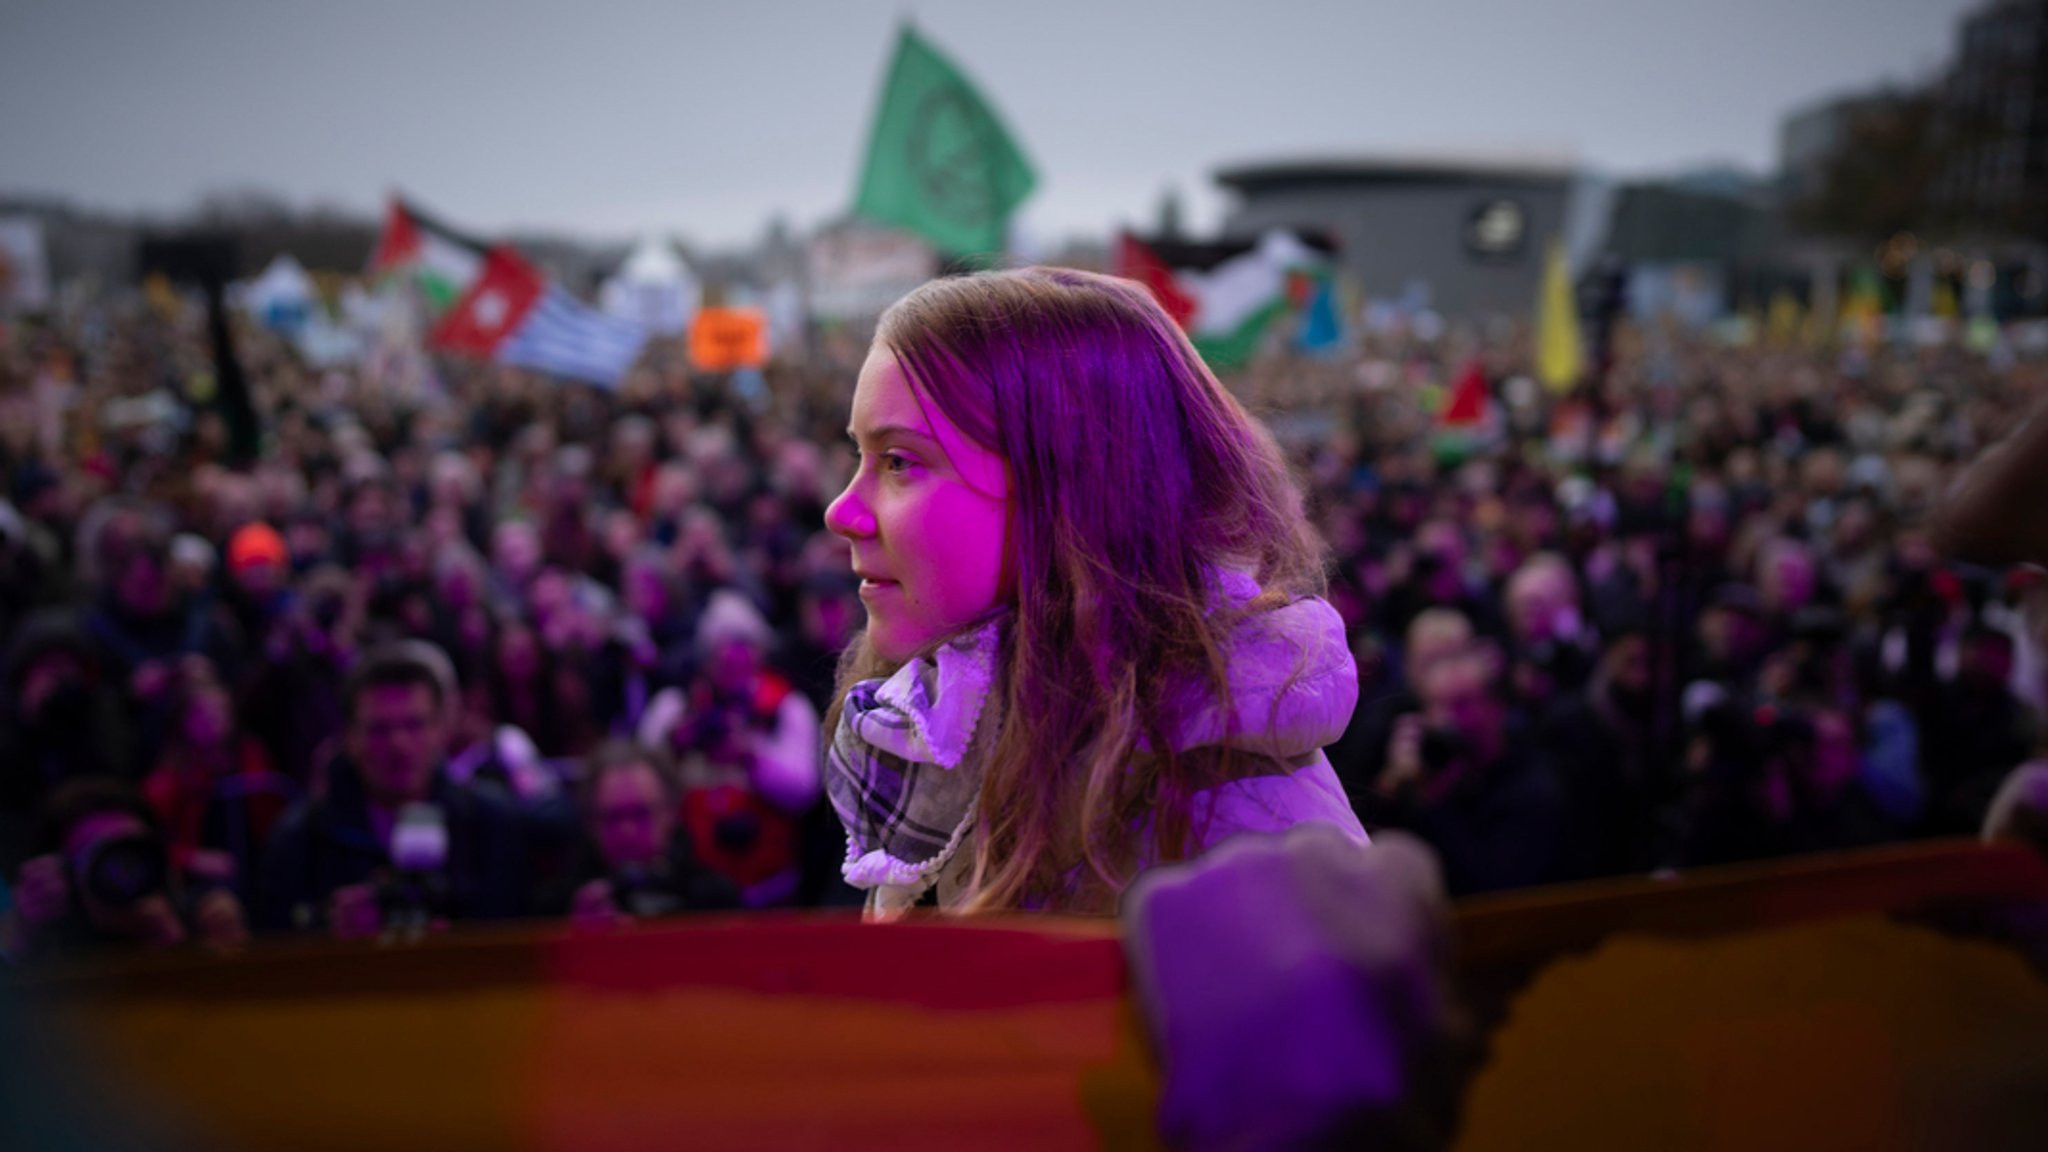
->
[1213,154,1575,318]
[1602,173,1790,323]
[1781,89,1920,206]
[1773,0,2048,320]
[1930,0,2048,242]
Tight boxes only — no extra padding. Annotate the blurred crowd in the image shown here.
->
[1,290,2043,958]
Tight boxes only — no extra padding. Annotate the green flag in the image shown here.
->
[853,25,1037,258]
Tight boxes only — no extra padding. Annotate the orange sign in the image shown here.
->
[689,307,768,372]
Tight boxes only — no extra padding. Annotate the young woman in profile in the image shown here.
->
[824,267,1367,917]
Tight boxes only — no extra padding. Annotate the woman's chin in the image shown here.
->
[867,632,914,665]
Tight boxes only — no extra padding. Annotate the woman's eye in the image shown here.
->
[882,452,915,475]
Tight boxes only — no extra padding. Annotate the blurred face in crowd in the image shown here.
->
[591,761,672,870]
[233,555,285,599]
[1403,609,1473,684]
[497,623,543,682]
[602,511,642,561]
[1419,651,1506,766]
[1508,497,1558,551]
[114,546,171,616]
[1801,449,1844,498]
[493,521,542,584]
[623,559,670,621]
[180,680,233,749]
[1411,520,1465,601]
[348,484,393,544]
[1806,709,1859,803]
[649,463,696,518]
[348,683,445,808]
[429,454,476,507]
[208,474,260,536]
[1505,560,1578,646]
[529,570,573,628]
[1601,634,1653,717]
[612,420,656,474]
[1959,633,2016,691]
[1699,605,1764,669]
[827,346,1013,663]
[800,585,861,650]
[1833,500,1878,554]
[21,650,89,720]
[437,558,482,611]
[1759,540,1817,613]
[1414,520,1463,568]
[286,519,330,566]
[707,636,761,698]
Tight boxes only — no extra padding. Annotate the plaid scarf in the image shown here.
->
[827,619,1002,894]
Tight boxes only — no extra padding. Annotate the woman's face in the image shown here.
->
[498,626,541,680]
[826,345,1012,663]
[182,684,233,748]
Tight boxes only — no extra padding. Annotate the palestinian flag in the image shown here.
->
[1113,233,1195,328]
[1431,358,1493,466]
[1439,359,1490,428]
[368,197,488,313]
[1115,229,1336,370]
[431,246,650,388]
[1294,268,1343,355]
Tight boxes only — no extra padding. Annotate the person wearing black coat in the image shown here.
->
[255,641,530,936]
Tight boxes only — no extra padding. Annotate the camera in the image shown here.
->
[608,863,683,918]
[310,593,347,631]
[694,707,734,751]
[1418,727,1469,773]
[74,832,168,908]
[1520,640,1561,672]
[712,809,762,855]
[377,803,450,929]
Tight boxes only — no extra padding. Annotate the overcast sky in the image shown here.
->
[0,0,1979,248]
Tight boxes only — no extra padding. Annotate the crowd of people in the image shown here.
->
[0,282,2041,957]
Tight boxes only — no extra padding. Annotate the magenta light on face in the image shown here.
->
[826,346,1012,663]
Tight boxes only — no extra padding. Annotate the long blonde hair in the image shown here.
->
[830,268,1326,911]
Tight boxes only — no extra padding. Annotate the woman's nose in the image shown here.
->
[825,484,874,540]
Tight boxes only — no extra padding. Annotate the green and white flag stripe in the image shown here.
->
[370,199,489,314]
[1181,230,1325,370]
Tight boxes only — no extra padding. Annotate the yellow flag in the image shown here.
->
[1733,305,1763,348]
[1932,280,1960,320]
[1803,292,1837,350]
[1536,239,1583,392]
[1767,292,1803,346]
[144,272,182,319]
[1841,268,1884,345]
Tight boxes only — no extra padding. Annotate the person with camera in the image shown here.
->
[77,501,241,768]
[540,742,739,926]
[1540,626,1662,881]
[0,611,134,865]
[1501,552,1597,712]
[636,590,821,907]
[141,660,298,899]
[255,641,530,939]
[1,778,248,963]
[1328,607,1475,820]
[1365,643,1565,897]
[238,563,360,785]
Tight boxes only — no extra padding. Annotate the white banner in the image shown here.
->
[0,216,51,312]
[806,225,936,321]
